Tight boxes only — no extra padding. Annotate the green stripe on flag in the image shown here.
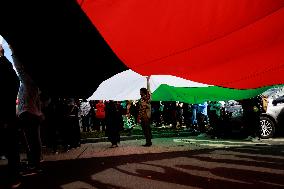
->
[152,84,281,104]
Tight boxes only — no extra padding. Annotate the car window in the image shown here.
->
[276,95,284,101]
[273,95,284,105]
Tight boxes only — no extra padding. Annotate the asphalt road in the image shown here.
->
[1,137,284,189]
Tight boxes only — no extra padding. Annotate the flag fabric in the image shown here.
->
[1,1,284,98]
[88,69,209,101]
[88,69,278,103]
[152,84,275,104]
[0,1,127,98]
[79,0,284,89]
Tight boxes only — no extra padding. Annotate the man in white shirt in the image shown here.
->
[80,99,91,132]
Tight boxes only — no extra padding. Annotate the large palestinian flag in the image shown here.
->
[79,0,284,89]
[87,69,279,103]
[1,1,284,98]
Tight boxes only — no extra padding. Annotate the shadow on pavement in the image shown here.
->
[0,145,283,189]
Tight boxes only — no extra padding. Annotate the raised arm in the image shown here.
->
[0,45,16,71]
[146,76,151,101]
[9,45,33,84]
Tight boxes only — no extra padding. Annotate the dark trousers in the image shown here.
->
[209,111,224,138]
[19,112,42,168]
[106,124,120,145]
[96,118,106,131]
[197,113,208,133]
[244,112,260,138]
[68,117,81,148]
[141,119,152,144]
[47,121,59,152]
[152,111,161,126]
[183,112,193,129]
[0,120,21,183]
[82,116,90,132]
[107,132,120,145]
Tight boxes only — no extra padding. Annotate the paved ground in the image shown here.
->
[1,136,284,189]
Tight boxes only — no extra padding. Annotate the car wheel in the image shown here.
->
[259,116,275,139]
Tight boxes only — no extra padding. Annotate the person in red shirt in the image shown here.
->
[95,100,106,131]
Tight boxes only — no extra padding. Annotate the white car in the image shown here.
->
[260,88,284,138]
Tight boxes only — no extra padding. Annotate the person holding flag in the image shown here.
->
[138,76,152,147]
